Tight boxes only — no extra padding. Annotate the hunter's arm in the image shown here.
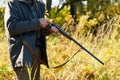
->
[4,1,41,36]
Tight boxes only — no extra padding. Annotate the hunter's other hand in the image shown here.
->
[39,18,50,28]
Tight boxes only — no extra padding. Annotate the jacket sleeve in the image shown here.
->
[39,2,52,36]
[4,1,41,36]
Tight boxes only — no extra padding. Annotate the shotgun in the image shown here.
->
[48,23,104,65]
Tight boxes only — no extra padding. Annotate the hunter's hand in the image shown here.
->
[39,18,50,28]
[49,26,59,33]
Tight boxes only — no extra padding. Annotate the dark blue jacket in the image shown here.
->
[4,0,49,68]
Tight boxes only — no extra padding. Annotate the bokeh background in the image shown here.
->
[0,0,120,80]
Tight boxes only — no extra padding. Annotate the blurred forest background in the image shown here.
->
[0,0,120,80]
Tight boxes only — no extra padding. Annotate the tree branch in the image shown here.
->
[57,0,81,12]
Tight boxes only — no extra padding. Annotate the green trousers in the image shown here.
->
[14,63,40,80]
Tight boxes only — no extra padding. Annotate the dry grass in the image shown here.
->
[0,15,120,80]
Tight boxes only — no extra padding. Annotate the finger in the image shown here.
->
[44,19,50,23]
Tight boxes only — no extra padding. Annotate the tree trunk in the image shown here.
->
[46,0,52,14]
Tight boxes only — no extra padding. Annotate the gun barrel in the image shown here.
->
[54,24,104,65]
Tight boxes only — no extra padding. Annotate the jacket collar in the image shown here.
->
[19,0,37,4]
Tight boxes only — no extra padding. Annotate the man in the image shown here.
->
[4,0,58,80]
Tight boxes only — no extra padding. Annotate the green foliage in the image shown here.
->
[0,8,4,33]
[48,6,72,26]
[103,4,120,18]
